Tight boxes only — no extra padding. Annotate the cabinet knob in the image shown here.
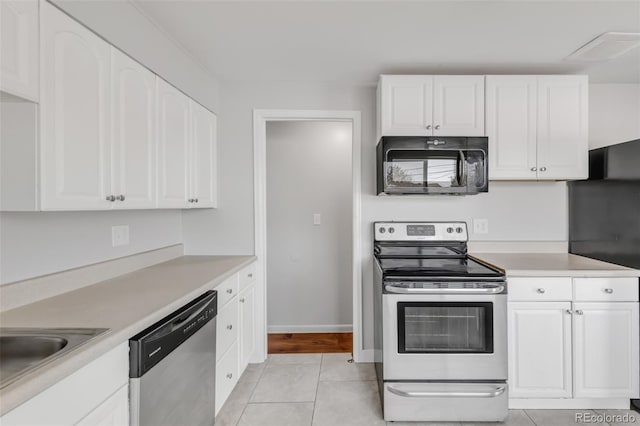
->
[240,298,245,303]
[226,288,233,294]
[116,194,125,201]
[195,198,199,203]
[434,125,440,130]
[226,373,233,379]
[426,125,432,130]
[248,273,253,278]
[187,198,193,203]
[106,195,116,202]
[227,324,233,330]
[531,167,537,172]
[536,288,546,294]
[540,167,547,172]
[566,309,573,315]
[604,288,614,294]
[575,309,584,315]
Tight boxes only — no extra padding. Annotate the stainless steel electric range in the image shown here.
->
[373,221,508,422]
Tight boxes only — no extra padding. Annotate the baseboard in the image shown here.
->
[0,244,184,312]
[509,398,632,409]
[267,324,353,334]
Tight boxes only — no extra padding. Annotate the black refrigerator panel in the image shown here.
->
[589,139,640,180]
[568,180,640,269]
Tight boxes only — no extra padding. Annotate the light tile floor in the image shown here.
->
[215,353,639,426]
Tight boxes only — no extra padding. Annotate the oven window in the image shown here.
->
[397,302,493,354]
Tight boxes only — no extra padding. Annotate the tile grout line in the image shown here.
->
[523,409,539,426]
[310,354,324,426]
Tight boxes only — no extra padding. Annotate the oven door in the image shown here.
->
[382,292,507,381]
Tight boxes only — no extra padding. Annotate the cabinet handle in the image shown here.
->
[540,167,547,172]
[106,195,116,202]
[434,125,440,130]
[531,167,537,172]
[226,373,233,379]
[240,298,245,303]
[195,198,199,203]
[248,273,253,278]
[187,198,193,203]
[575,309,584,315]
[566,309,573,315]
[604,288,614,294]
[227,324,233,330]
[116,194,125,201]
[226,289,233,294]
[426,125,432,130]
[536,288,546,294]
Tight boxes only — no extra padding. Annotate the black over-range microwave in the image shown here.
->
[376,136,489,195]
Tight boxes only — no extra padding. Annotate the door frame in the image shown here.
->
[252,109,363,362]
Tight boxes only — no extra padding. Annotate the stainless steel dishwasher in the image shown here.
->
[129,290,217,426]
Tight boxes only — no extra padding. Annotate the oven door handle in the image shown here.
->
[387,385,506,398]
[384,284,505,294]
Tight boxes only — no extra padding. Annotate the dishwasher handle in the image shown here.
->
[129,290,217,378]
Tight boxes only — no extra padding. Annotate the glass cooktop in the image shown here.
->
[378,257,504,278]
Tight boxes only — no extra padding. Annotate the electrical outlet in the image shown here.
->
[473,219,489,234]
[112,225,130,247]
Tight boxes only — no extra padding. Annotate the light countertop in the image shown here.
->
[471,253,640,277]
[0,255,256,416]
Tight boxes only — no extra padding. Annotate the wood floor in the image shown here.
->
[268,332,353,354]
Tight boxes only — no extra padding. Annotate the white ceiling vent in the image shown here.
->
[565,32,640,62]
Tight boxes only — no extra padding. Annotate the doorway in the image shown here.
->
[252,110,363,362]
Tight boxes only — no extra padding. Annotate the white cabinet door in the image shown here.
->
[75,384,129,426]
[238,283,256,374]
[432,76,484,136]
[215,342,239,416]
[536,75,588,180]
[379,75,433,136]
[0,0,38,101]
[508,302,572,398]
[190,101,217,208]
[157,78,190,208]
[40,1,111,210]
[485,76,537,179]
[110,48,156,209]
[573,302,639,398]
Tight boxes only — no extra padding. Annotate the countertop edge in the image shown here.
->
[0,255,257,416]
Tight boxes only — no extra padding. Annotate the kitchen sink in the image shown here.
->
[0,328,109,389]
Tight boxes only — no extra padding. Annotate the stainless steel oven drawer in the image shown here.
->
[383,382,508,422]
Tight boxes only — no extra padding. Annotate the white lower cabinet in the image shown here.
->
[508,302,572,398]
[0,343,129,425]
[508,277,640,408]
[215,263,258,416]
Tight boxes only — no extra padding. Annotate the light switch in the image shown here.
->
[112,225,130,247]
[313,213,321,225]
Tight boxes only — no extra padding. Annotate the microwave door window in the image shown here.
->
[426,159,457,187]
[386,161,424,189]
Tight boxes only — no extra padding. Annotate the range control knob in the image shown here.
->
[456,227,464,233]
[379,227,386,233]
[389,227,395,234]
[446,227,454,233]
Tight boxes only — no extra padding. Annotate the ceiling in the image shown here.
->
[131,0,640,84]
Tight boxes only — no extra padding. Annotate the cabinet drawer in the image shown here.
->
[215,342,238,415]
[239,263,256,291]
[508,277,572,301]
[573,277,639,302]
[217,274,239,307]
[216,300,239,361]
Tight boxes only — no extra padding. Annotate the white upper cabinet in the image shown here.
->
[486,75,588,181]
[573,302,639,398]
[190,101,217,208]
[432,76,484,136]
[110,47,156,209]
[157,78,190,208]
[536,76,588,180]
[40,1,111,210]
[0,0,39,101]
[486,76,537,179]
[379,75,432,137]
[379,75,484,137]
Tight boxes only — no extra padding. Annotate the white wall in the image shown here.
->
[589,83,640,149]
[0,1,220,284]
[182,80,570,350]
[266,121,353,332]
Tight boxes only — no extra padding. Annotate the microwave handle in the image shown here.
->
[457,150,466,186]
